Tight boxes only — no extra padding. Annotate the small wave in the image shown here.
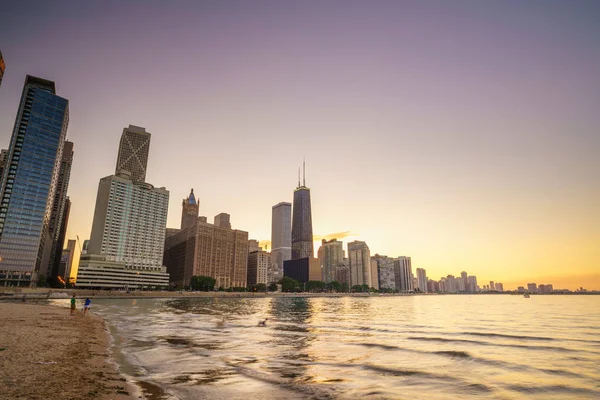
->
[408,336,575,352]
[433,350,471,358]
[507,384,599,396]
[462,331,554,341]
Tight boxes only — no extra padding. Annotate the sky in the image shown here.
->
[0,1,598,290]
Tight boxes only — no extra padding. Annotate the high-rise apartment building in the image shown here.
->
[446,275,457,293]
[416,268,427,293]
[271,202,291,283]
[181,188,199,230]
[77,127,169,289]
[372,255,396,290]
[495,282,504,292]
[164,212,249,289]
[46,140,74,281]
[467,275,478,293]
[291,163,313,260]
[370,259,379,290]
[0,149,8,182]
[347,241,371,287]
[247,250,270,286]
[394,257,413,292]
[318,239,344,283]
[61,239,76,280]
[335,258,349,284]
[0,76,69,286]
[0,50,4,88]
[115,125,150,182]
[527,283,538,293]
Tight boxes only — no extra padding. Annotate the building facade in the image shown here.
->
[181,188,199,230]
[373,255,396,290]
[164,214,249,289]
[347,241,371,287]
[291,165,313,260]
[115,125,150,182]
[318,238,344,283]
[283,257,320,285]
[270,202,291,283]
[0,76,69,286]
[416,268,427,293]
[47,140,74,281]
[394,257,413,292]
[247,250,270,286]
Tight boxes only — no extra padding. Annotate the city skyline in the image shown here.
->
[0,1,598,290]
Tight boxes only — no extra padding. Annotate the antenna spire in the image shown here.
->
[303,157,306,186]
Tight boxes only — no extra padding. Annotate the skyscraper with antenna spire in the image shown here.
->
[291,159,314,259]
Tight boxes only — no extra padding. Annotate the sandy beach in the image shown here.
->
[0,302,137,400]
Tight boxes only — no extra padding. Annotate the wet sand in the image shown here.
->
[0,303,137,400]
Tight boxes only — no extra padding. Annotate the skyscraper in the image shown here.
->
[347,240,371,287]
[214,213,231,229]
[291,162,313,259]
[270,202,291,283]
[61,239,76,281]
[394,257,413,292]
[0,76,69,286]
[372,254,396,290]
[416,268,428,293]
[76,127,169,289]
[115,125,150,182]
[318,239,344,283]
[46,140,74,281]
[181,188,199,230]
[247,250,270,286]
[0,50,4,88]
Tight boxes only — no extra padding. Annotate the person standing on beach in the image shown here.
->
[83,298,91,315]
[70,294,76,316]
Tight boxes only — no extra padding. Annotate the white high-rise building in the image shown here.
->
[372,255,396,290]
[77,171,169,287]
[270,202,291,283]
[394,257,413,292]
[416,268,427,293]
[348,241,371,287]
[247,250,271,286]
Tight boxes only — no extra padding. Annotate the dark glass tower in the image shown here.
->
[291,162,314,259]
[0,75,69,286]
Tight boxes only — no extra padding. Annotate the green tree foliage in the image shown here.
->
[190,275,216,291]
[340,282,349,292]
[306,280,325,292]
[37,274,46,288]
[268,283,278,292]
[249,283,267,292]
[328,281,342,292]
[278,276,300,292]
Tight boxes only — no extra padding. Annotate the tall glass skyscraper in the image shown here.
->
[0,76,69,286]
[291,163,314,260]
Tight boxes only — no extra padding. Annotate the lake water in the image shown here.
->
[83,295,600,399]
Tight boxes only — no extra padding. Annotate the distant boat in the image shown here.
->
[524,293,530,298]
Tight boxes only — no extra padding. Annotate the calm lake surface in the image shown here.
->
[88,295,600,399]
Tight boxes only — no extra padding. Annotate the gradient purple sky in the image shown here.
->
[0,1,598,289]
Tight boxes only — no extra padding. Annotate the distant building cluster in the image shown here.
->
[0,56,591,292]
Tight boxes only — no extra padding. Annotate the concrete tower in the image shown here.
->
[181,188,199,230]
[291,161,313,259]
[115,125,150,182]
[270,202,291,283]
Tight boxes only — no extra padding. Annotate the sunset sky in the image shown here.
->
[0,1,598,289]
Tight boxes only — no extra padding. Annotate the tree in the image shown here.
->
[268,283,278,292]
[279,277,300,292]
[190,276,216,291]
[248,283,266,292]
[340,282,349,292]
[328,281,342,293]
[37,274,46,288]
[306,280,325,293]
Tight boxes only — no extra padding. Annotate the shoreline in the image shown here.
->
[0,302,139,400]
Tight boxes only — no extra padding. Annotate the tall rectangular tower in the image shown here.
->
[347,241,371,288]
[270,201,291,283]
[291,163,313,260]
[0,76,69,286]
[115,125,150,182]
[416,268,427,293]
[181,188,199,230]
[46,140,74,281]
[318,238,344,283]
[394,257,413,292]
